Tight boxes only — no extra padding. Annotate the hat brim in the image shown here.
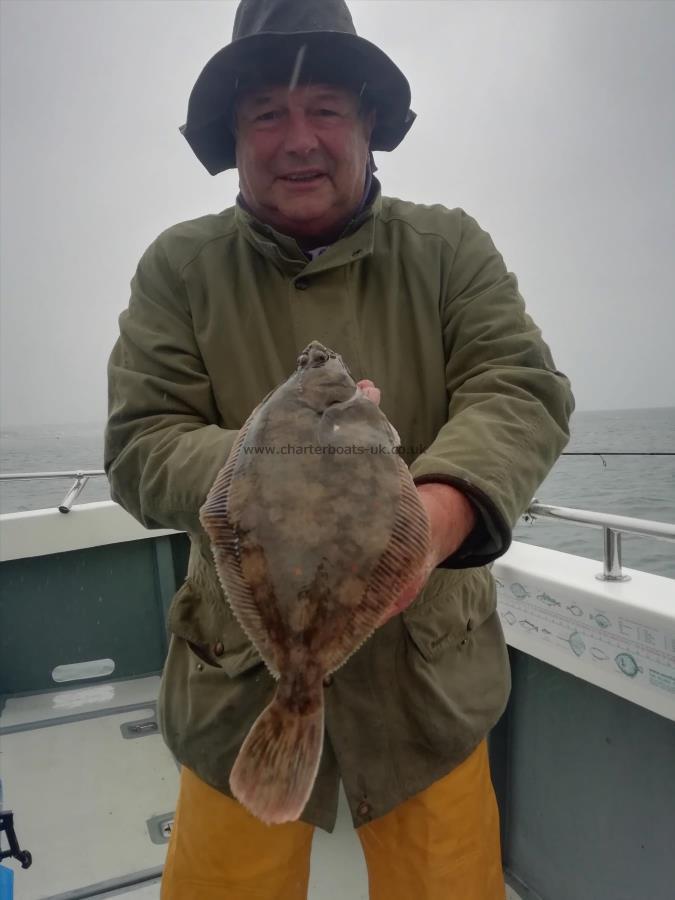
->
[179,30,416,175]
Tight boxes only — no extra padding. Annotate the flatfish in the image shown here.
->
[200,341,430,824]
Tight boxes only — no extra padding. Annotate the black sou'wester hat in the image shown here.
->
[179,0,416,175]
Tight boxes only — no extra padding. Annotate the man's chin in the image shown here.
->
[274,203,337,234]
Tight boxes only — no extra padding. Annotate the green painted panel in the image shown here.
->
[503,649,675,900]
[169,533,190,585]
[153,536,177,654]
[0,539,175,695]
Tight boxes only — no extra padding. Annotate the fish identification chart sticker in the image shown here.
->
[493,542,675,722]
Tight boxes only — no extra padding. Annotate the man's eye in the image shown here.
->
[316,108,339,117]
[256,110,281,122]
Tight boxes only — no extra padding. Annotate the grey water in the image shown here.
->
[513,406,674,579]
[1,407,673,578]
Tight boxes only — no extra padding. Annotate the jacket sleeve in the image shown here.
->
[409,210,575,568]
[104,235,237,534]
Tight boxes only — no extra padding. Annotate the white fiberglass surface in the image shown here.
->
[309,784,369,899]
[97,884,161,899]
[1,708,178,899]
[0,675,161,729]
[493,543,675,722]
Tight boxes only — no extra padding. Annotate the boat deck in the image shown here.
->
[3,501,674,898]
[0,676,522,899]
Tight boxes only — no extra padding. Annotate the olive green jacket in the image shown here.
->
[105,180,574,831]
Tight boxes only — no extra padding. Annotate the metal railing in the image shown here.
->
[1,472,674,581]
[524,500,675,582]
[0,470,106,513]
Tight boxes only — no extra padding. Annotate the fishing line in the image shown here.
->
[561,452,675,468]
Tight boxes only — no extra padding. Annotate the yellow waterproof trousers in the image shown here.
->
[161,739,505,900]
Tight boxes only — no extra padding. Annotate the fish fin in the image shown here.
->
[200,404,281,677]
[215,542,283,679]
[320,457,430,673]
[230,685,324,825]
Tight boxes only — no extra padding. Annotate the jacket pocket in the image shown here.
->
[401,565,496,662]
[166,578,263,678]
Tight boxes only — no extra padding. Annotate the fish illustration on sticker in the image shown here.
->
[591,647,609,661]
[566,631,586,657]
[567,605,584,617]
[591,613,611,629]
[502,611,517,626]
[615,653,642,678]
[536,592,561,607]
[510,583,531,600]
[519,620,539,632]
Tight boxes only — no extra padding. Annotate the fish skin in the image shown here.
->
[200,341,430,824]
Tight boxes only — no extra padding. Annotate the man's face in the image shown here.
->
[234,83,375,242]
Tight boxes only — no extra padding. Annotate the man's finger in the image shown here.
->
[356,379,381,406]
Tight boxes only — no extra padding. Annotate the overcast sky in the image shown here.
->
[1,0,674,426]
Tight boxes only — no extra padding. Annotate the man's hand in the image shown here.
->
[356,378,381,405]
[355,379,477,625]
[378,482,477,624]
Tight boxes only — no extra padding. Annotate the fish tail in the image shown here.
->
[230,684,324,825]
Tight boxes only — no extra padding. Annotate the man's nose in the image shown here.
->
[282,111,320,156]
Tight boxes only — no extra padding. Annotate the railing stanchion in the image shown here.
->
[597,527,630,582]
[0,470,105,512]
[59,475,90,514]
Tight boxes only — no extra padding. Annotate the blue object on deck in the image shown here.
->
[0,864,14,900]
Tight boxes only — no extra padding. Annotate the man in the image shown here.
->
[105,1,574,897]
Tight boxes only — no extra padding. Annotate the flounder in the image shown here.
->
[200,341,430,824]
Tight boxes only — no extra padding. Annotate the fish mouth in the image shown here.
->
[297,341,340,370]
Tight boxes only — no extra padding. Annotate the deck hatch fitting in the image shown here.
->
[120,715,159,739]
[147,813,174,845]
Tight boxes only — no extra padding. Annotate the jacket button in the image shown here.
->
[196,663,204,672]
[213,641,224,657]
[295,277,309,290]
[357,801,371,817]
[323,674,333,687]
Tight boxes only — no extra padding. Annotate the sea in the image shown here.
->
[1,407,673,579]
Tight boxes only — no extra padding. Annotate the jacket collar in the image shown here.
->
[234,177,382,277]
